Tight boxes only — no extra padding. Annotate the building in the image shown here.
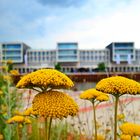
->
[0,42,30,64]
[1,41,140,73]
[106,42,140,72]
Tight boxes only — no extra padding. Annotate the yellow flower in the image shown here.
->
[80,89,101,99]
[3,75,12,82]
[6,60,13,64]
[96,76,140,96]
[13,110,23,116]
[80,88,109,102]
[120,134,138,140]
[96,94,109,102]
[120,122,140,136]
[10,70,20,75]
[16,69,74,90]
[24,118,31,124]
[93,134,105,140]
[32,91,79,119]
[7,116,25,124]
[23,107,37,116]
[7,115,31,124]
[0,134,3,140]
[117,114,125,121]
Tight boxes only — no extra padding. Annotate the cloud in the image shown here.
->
[28,0,140,50]
[37,0,86,7]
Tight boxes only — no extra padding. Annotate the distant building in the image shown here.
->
[0,42,30,63]
[1,41,140,73]
[106,42,140,72]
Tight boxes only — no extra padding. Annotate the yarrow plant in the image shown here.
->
[0,60,23,140]
[120,122,140,139]
[16,68,79,140]
[96,76,140,140]
[80,88,109,140]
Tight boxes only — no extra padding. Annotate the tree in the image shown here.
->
[98,62,106,72]
[54,63,61,71]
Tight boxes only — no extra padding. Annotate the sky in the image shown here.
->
[0,0,140,50]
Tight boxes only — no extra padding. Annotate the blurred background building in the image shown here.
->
[0,41,140,73]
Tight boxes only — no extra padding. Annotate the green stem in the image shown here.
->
[48,118,52,140]
[114,96,119,140]
[16,124,20,140]
[45,118,48,140]
[93,102,97,140]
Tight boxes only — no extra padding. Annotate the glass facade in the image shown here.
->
[57,43,78,62]
[2,43,23,63]
[106,42,135,63]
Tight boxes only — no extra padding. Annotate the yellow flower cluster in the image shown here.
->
[117,114,125,121]
[3,75,12,82]
[10,70,20,75]
[32,91,79,119]
[7,115,31,124]
[23,107,37,116]
[96,76,140,96]
[80,88,109,102]
[16,69,74,90]
[120,122,140,136]
[120,134,138,140]
[6,60,13,65]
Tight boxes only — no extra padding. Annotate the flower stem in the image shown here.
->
[45,118,48,140]
[48,118,52,140]
[114,96,119,140]
[93,102,97,140]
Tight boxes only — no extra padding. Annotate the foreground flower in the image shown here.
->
[80,89,109,140]
[32,91,79,119]
[96,76,140,140]
[96,76,140,96]
[80,88,109,102]
[7,115,31,124]
[16,69,74,91]
[120,122,140,136]
[120,134,138,140]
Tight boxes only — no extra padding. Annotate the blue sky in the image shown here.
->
[0,0,140,49]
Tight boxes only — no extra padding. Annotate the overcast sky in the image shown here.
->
[0,0,140,49]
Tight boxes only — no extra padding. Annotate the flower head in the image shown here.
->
[6,60,13,65]
[117,114,125,121]
[120,134,138,140]
[32,91,79,119]
[23,107,37,116]
[96,94,109,102]
[96,76,140,96]
[120,122,140,136]
[16,69,74,90]
[7,115,31,124]
[80,88,109,102]
[10,70,20,75]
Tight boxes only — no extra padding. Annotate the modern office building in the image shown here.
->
[1,41,140,73]
[106,42,140,72]
[0,42,30,64]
